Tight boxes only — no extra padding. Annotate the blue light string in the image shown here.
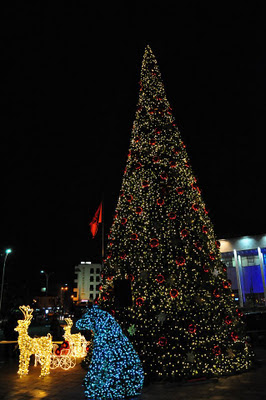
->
[76,305,144,400]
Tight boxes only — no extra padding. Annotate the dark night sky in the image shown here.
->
[0,3,264,289]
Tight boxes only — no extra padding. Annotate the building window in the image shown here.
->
[241,255,259,267]
[90,285,94,291]
[96,268,100,274]
[221,252,235,268]
[89,293,94,299]
[90,268,94,274]
[90,276,94,282]
[96,276,100,282]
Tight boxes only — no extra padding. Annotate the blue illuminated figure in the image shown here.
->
[76,305,144,400]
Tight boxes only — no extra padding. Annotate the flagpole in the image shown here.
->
[101,195,104,270]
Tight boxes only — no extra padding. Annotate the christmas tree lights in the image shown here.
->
[96,45,254,382]
[76,305,144,399]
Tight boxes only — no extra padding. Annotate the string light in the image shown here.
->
[76,305,144,399]
[63,318,88,358]
[95,45,254,382]
[15,305,53,377]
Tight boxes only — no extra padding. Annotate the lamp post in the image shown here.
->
[0,249,12,315]
[40,270,54,296]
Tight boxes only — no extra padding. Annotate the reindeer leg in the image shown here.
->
[40,355,50,377]
[18,352,30,376]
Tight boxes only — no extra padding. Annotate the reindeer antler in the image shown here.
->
[65,318,73,327]
[19,305,33,321]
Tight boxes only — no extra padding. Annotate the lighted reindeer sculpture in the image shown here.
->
[15,305,53,377]
[63,318,88,358]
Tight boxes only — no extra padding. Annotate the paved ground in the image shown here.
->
[0,344,266,399]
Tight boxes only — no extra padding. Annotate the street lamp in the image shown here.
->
[0,249,12,315]
[40,270,54,296]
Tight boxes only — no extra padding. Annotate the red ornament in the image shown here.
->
[213,345,221,356]
[136,297,144,306]
[158,337,167,346]
[172,147,179,155]
[168,212,176,220]
[154,128,162,134]
[176,256,186,266]
[121,217,127,225]
[170,160,177,168]
[120,252,127,260]
[223,280,232,289]
[152,156,160,163]
[62,341,69,349]
[157,198,165,206]
[86,345,90,352]
[131,233,139,241]
[107,275,113,281]
[215,240,221,248]
[188,324,197,334]
[170,289,179,298]
[160,171,168,180]
[134,136,140,143]
[231,332,239,342]
[55,348,61,356]
[110,309,116,317]
[126,194,133,203]
[202,225,208,234]
[192,203,199,212]
[181,228,189,237]
[102,292,109,301]
[149,138,157,146]
[135,207,143,215]
[225,316,232,325]
[176,187,184,195]
[135,162,142,170]
[142,180,149,188]
[213,288,221,298]
[107,251,112,259]
[204,207,209,215]
[236,309,243,317]
[156,274,165,283]
[203,264,209,273]
[194,241,202,251]
[150,238,159,248]
[209,252,216,261]
[126,274,135,282]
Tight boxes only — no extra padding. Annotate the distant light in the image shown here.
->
[5,249,12,254]
[40,270,45,274]
[235,297,239,301]
[41,287,46,292]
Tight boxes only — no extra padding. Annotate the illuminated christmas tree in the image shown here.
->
[98,45,253,382]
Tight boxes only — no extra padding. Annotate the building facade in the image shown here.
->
[73,262,101,303]
[220,235,266,308]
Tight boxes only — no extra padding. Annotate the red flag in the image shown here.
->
[89,202,102,238]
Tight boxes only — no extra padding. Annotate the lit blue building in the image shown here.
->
[220,235,266,307]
